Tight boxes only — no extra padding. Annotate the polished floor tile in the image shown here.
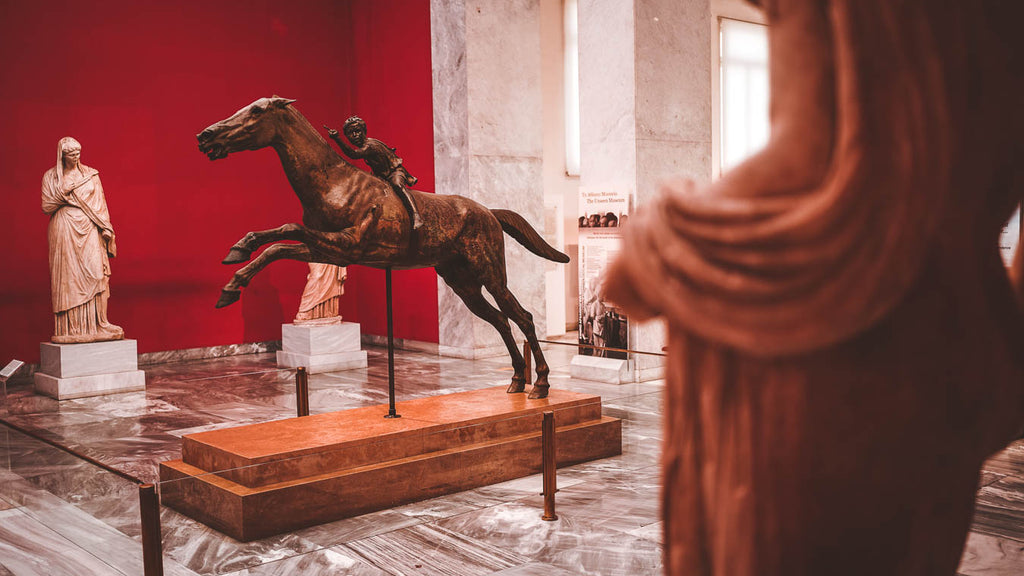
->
[345,523,528,576]
[0,508,126,576]
[219,547,390,576]
[292,509,425,548]
[0,468,199,576]
[957,532,1024,576]
[628,520,663,544]
[489,562,579,576]
[435,501,663,575]
[157,506,322,575]
[973,474,1024,543]
[1,344,1022,575]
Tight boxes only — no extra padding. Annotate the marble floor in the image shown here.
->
[0,342,1021,575]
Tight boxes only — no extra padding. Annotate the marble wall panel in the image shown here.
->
[472,155,547,337]
[431,0,469,162]
[636,139,712,203]
[466,0,542,158]
[578,0,636,191]
[432,155,470,199]
[634,0,712,143]
[437,163,540,354]
[631,318,667,377]
[577,0,712,376]
[433,0,546,357]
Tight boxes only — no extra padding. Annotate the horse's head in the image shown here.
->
[197,96,297,160]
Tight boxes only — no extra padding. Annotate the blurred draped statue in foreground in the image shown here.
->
[41,137,124,344]
[294,263,346,325]
[606,1,1024,574]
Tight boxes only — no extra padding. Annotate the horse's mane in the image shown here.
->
[283,102,347,166]
[283,102,404,191]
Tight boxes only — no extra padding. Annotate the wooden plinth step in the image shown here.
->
[159,386,622,541]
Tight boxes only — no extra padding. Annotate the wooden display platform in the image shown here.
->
[159,386,622,541]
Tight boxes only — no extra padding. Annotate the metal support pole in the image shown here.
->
[295,367,310,417]
[523,341,532,384]
[385,268,400,419]
[139,484,164,576]
[541,411,558,521]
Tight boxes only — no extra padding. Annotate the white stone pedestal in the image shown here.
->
[276,322,368,374]
[570,355,633,384]
[34,340,146,400]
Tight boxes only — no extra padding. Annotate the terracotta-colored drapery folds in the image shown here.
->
[41,137,122,343]
[294,262,346,323]
[606,0,1024,574]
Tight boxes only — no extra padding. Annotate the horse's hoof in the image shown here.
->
[507,378,527,394]
[527,385,549,400]
[215,288,242,308]
[222,247,252,265]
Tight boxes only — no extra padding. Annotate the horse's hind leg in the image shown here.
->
[437,264,528,393]
[487,283,551,399]
[217,243,311,308]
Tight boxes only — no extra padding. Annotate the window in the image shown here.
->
[564,0,581,177]
[719,18,769,173]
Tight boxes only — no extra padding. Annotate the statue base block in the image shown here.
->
[159,386,622,541]
[34,371,146,401]
[34,340,146,400]
[276,350,368,373]
[570,354,633,384]
[276,322,367,373]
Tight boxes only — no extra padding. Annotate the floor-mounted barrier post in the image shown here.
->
[295,367,310,417]
[385,268,401,419]
[139,483,164,576]
[541,410,558,521]
[523,341,532,384]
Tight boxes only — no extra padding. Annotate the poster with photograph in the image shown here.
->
[577,189,631,359]
[578,189,630,230]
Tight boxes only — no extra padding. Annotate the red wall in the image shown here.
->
[0,0,437,364]
[341,1,439,344]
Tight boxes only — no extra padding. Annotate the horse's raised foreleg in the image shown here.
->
[437,264,528,393]
[487,284,551,399]
[222,204,380,264]
[216,243,311,308]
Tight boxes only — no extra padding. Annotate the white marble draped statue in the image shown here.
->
[293,263,346,325]
[41,137,124,344]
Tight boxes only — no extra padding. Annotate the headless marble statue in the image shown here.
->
[293,262,346,325]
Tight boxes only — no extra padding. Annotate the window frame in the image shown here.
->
[710,0,767,180]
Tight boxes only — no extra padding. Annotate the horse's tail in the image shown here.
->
[491,209,570,263]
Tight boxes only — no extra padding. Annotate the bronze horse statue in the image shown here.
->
[196,96,569,399]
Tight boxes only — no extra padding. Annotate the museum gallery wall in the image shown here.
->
[0,0,438,364]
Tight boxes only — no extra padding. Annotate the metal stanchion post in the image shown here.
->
[385,268,400,419]
[139,484,164,576]
[523,341,531,384]
[541,411,558,521]
[295,367,310,417]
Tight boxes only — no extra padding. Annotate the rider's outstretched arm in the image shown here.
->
[324,126,365,159]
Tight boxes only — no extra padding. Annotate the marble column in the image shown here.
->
[579,0,712,379]
[432,0,547,358]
